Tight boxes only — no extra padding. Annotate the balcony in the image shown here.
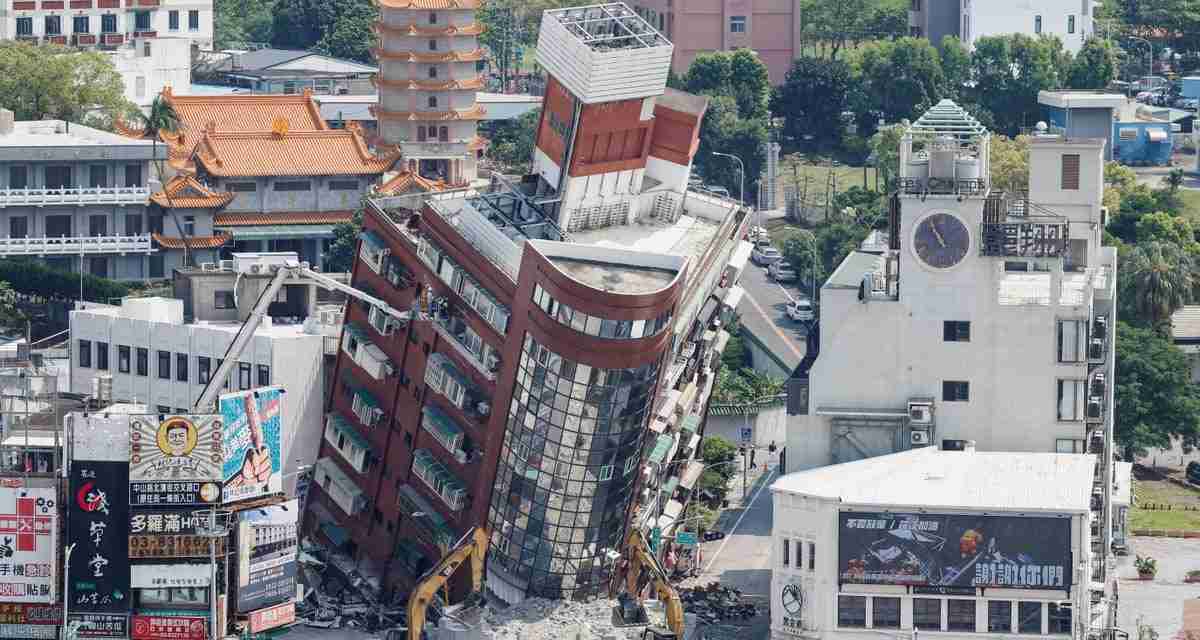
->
[15,35,39,43]
[13,1,36,9]
[341,323,395,381]
[412,449,469,512]
[101,33,124,45]
[98,0,119,6]
[421,404,472,463]
[0,186,148,207]
[70,0,93,7]
[0,235,155,256]
[979,222,1069,258]
[424,353,491,422]
[44,36,68,45]
[324,413,371,474]
[350,387,384,428]
[314,457,367,516]
[429,299,499,381]
[397,484,455,550]
[398,140,470,160]
[72,33,98,45]
[132,30,157,38]
[41,0,64,8]
[359,230,390,275]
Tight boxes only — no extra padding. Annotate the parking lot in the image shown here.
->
[1116,537,1200,637]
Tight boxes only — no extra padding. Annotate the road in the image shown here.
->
[735,258,809,374]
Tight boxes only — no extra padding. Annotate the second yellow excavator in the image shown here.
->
[406,527,489,640]
[615,528,686,639]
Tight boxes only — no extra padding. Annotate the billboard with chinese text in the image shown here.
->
[128,481,221,508]
[68,613,128,639]
[129,415,222,482]
[837,511,1072,590]
[130,616,206,640]
[0,488,55,603]
[220,389,283,504]
[68,462,130,614]
[235,499,297,613]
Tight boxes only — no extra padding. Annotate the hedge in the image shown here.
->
[0,259,129,302]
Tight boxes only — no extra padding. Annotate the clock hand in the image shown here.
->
[931,223,946,248]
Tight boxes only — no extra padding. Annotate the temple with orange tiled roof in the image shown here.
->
[373,0,486,187]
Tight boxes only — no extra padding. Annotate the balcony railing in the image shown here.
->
[412,449,468,512]
[398,140,470,159]
[72,33,98,45]
[101,33,124,45]
[0,186,149,207]
[425,353,491,423]
[0,235,155,256]
[429,300,499,381]
[397,484,455,550]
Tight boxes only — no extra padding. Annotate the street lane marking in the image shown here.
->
[702,466,778,576]
[742,289,804,362]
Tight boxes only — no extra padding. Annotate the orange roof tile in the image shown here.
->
[374,21,484,37]
[113,118,151,140]
[371,47,486,63]
[150,175,235,209]
[372,74,485,91]
[467,134,488,151]
[214,212,356,227]
[152,233,231,249]
[371,104,487,122]
[376,170,448,195]
[194,130,399,177]
[376,0,480,8]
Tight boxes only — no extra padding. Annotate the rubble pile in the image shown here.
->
[481,597,647,640]
[679,583,758,626]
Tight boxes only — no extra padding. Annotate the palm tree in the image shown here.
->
[1127,241,1194,328]
[1164,168,1186,194]
[139,95,194,268]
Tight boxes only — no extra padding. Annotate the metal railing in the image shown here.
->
[0,234,155,255]
[0,186,150,207]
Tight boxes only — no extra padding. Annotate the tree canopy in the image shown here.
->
[270,0,376,63]
[483,109,539,173]
[772,57,853,149]
[0,42,135,127]
[1114,322,1200,457]
[683,50,770,120]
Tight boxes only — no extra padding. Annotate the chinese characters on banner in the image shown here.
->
[248,601,295,633]
[0,489,55,603]
[0,604,60,625]
[235,499,297,613]
[129,415,223,482]
[220,388,283,504]
[68,462,130,614]
[67,613,128,639]
[130,616,207,640]
[128,482,221,508]
[128,511,218,558]
[0,623,56,639]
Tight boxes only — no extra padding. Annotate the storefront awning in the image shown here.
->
[647,433,675,465]
[218,224,338,240]
[680,414,701,436]
[327,414,369,450]
[678,460,704,490]
[661,476,679,498]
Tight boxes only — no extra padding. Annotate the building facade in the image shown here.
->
[770,447,1099,640]
[4,0,213,50]
[628,0,803,84]
[785,99,1118,628]
[304,2,749,606]
[372,0,486,185]
[910,0,1092,54]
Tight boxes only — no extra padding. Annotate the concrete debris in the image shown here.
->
[480,597,649,640]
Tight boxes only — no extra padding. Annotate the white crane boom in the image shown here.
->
[192,260,412,412]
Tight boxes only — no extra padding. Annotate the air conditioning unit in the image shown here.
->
[1088,338,1104,360]
[1091,373,1106,396]
[1093,316,1108,340]
[910,430,930,446]
[908,401,933,425]
[1086,397,1103,419]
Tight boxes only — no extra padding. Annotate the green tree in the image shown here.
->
[484,109,540,172]
[970,34,1068,135]
[272,0,376,63]
[773,57,853,148]
[853,37,945,125]
[869,123,905,192]
[325,210,364,273]
[0,42,135,126]
[213,0,274,49]
[141,94,180,138]
[1067,38,1118,89]
[781,229,824,291]
[314,0,376,63]
[799,0,875,59]
[1135,211,1195,247]
[1125,241,1194,327]
[1164,167,1186,194]
[0,260,129,302]
[989,134,1031,194]
[694,95,766,200]
[684,50,770,120]
[940,36,972,101]
[0,282,26,332]
[817,220,872,273]
[1114,321,1200,458]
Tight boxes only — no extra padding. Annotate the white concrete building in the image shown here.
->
[4,0,212,50]
[910,0,1095,54]
[68,296,327,495]
[108,37,193,109]
[770,447,1100,640]
[785,100,1118,619]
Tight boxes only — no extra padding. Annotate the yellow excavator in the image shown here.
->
[616,529,686,639]
[406,527,489,640]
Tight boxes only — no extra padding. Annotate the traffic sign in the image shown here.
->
[739,425,753,444]
[676,531,698,546]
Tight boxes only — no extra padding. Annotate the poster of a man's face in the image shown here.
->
[129,415,222,482]
[165,423,191,457]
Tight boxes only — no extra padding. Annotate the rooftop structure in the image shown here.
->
[898,100,991,197]
[200,48,378,96]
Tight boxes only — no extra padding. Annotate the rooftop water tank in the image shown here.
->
[929,135,957,179]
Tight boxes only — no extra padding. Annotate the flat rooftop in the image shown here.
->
[772,447,1095,513]
[74,304,320,339]
[569,213,719,268]
[543,3,669,51]
[1038,90,1128,110]
[0,120,158,148]
[826,251,884,289]
[549,258,675,294]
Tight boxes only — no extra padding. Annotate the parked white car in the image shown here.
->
[786,299,814,322]
[751,245,783,266]
[768,261,798,282]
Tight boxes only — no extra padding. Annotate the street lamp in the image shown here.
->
[61,543,76,640]
[711,152,745,207]
[1128,36,1153,91]
[193,509,234,640]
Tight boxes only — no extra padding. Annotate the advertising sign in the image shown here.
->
[131,616,207,640]
[0,488,55,603]
[0,624,56,639]
[779,582,805,636]
[129,415,223,482]
[70,414,130,463]
[235,499,297,613]
[248,602,295,633]
[129,536,220,559]
[837,512,1072,590]
[68,461,130,614]
[130,511,208,535]
[68,613,128,639]
[0,604,59,625]
[220,388,283,504]
[129,481,221,508]
[131,564,210,589]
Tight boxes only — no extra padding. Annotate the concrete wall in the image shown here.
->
[966,0,1090,53]
[1044,106,1115,160]
[215,176,368,213]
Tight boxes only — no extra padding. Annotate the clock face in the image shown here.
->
[782,583,804,616]
[913,213,970,269]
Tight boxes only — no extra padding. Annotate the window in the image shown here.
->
[1118,128,1138,141]
[9,217,26,239]
[794,539,802,568]
[238,362,251,390]
[118,346,131,374]
[429,11,437,23]
[837,596,866,628]
[257,364,270,386]
[428,96,438,108]
[126,214,142,236]
[78,340,92,368]
[45,16,62,36]
[943,320,970,342]
[8,166,26,190]
[1018,602,1042,634]
[45,166,72,190]
[729,15,746,33]
[89,166,107,189]
[913,599,941,630]
[428,39,438,50]
[198,356,211,384]
[157,350,170,380]
[947,599,976,632]
[135,10,151,30]
[136,348,149,377]
[781,538,790,566]
[46,216,71,237]
[125,164,142,188]
[962,14,969,40]
[329,180,359,191]
[15,18,31,36]
[176,353,188,383]
[428,66,438,79]
[1068,14,1075,33]
[989,601,1013,633]
[1061,154,1080,190]
[1056,438,1085,453]
[89,216,107,237]
[1047,603,1071,634]
[1056,379,1085,421]
[148,255,164,279]
[910,0,921,9]
[274,181,311,192]
[942,380,970,402]
[169,11,179,30]
[1057,319,1086,362]
[90,258,108,278]
[227,182,257,192]
[873,597,901,629]
[73,16,89,34]
[1034,14,1042,33]
[183,215,195,236]
[439,126,448,142]
[214,291,235,310]
[808,542,814,570]
[598,465,613,481]
[416,126,427,142]
[188,10,199,30]
[101,14,117,33]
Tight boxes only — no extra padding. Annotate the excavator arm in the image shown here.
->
[407,527,489,640]
[623,529,685,637]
